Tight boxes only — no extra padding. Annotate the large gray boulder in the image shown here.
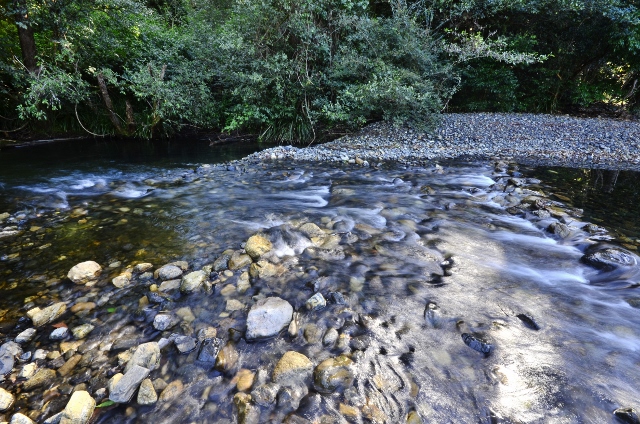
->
[246,297,293,340]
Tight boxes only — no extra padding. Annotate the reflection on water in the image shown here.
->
[0,151,640,423]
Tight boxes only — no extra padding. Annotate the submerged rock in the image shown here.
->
[125,342,161,372]
[10,413,35,424]
[305,293,326,311]
[67,261,102,284]
[15,328,36,344]
[313,355,355,393]
[246,297,293,340]
[30,302,67,327]
[157,265,183,281]
[461,333,492,354]
[60,390,95,424]
[23,367,56,391]
[516,313,540,331]
[581,247,638,271]
[245,234,273,260]
[272,351,313,385]
[613,407,640,424]
[180,270,207,293]
[0,387,14,411]
[110,365,150,403]
[137,378,158,405]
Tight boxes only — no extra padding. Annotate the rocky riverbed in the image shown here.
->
[1,114,640,424]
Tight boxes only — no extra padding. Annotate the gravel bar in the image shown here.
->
[243,113,640,170]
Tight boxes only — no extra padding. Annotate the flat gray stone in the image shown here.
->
[125,342,160,373]
[15,328,36,344]
[109,365,150,403]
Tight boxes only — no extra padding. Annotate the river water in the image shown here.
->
[0,139,639,423]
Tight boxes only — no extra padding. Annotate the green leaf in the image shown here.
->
[96,400,116,408]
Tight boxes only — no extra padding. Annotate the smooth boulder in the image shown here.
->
[246,297,293,340]
[67,261,102,284]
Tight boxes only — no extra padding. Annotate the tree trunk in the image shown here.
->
[12,0,37,73]
[96,73,124,134]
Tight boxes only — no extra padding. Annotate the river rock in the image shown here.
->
[251,383,279,406]
[153,314,178,331]
[246,297,293,340]
[71,324,94,339]
[299,223,326,243]
[305,293,326,311]
[50,327,69,340]
[112,273,131,288]
[109,365,150,403]
[213,250,233,272]
[245,234,273,260]
[125,342,160,372]
[174,336,197,354]
[234,392,259,424]
[180,270,207,293]
[67,261,102,284]
[273,351,313,387]
[60,390,95,424]
[158,379,183,402]
[581,247,638,271]
[15,328,36,344]
[613,407,639,424]
[19,362,37,379]
[249,260,283,279]
[462,333,492,354]
[10,413,35,424]
[156,265,182,281]
[229,252,252,270]
[70,302,96,314]
[197,338,223,363]
[0,387,14,411]
[30,302,67,327]
[235,368,255,392]
[23,367,56,391]
[313,355,355,393]
[323,328,339,346]
[134,263,153,273]
[137,378,157,405]
[215,343,239,372]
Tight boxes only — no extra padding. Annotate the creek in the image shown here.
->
[0,138,639,423]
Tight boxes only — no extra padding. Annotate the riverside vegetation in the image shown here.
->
[0,0,639,143]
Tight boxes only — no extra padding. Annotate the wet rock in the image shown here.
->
[304,247,345,261]
[30,303,67,327]
[406,410,422,423]
[125,342,161,372]
[516,314,540,330]
[277,383,308,414]
[313,355,355,393]
[299,223,326,244]
[251,383,279,406]
[226,299,245,312]
[19,362,37,379]
[305,293,326,311]
[213,250,233,272]
[180,270,207,293]
[15,328,36,344]
[424,302,441,328]
[174,336,197,354]
[547,222,572,239]
[137,378,157,405]
[67,261,102,284]
[153,314,178,331]
[614,407,640,424]
[197,338,223,363]
[234,392,259,424]
[245,234,273,260]
[71,324,94,339]
[235,369,255,392]
[249,260,283,279]
[109,365,150,403]
[328,292,346,305]
[215,344,239,372]
[272,351,313,385]
[156,265,183,281]
[10,413,35,424]
[50,327,69,340]
[134,263,153,273]
[60,390,95,424]
[323,328,339,346]
[229,252,252,270]
[58,355,82,376]
[70,302,96,314]
[246,297,293,340]
[581,247,638,271]
[23,367,56,391]
[303,324,322,344]
[0,387,14,411]
[159,279,181,292]
[159,379,183,402]
[462,333,492,354]
[111,273,131,288]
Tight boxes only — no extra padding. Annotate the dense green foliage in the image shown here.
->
[0,0,638,142]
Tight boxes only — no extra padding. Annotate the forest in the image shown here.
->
[0,0,639,143]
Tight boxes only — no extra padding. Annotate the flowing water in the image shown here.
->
[0,140,639,424]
